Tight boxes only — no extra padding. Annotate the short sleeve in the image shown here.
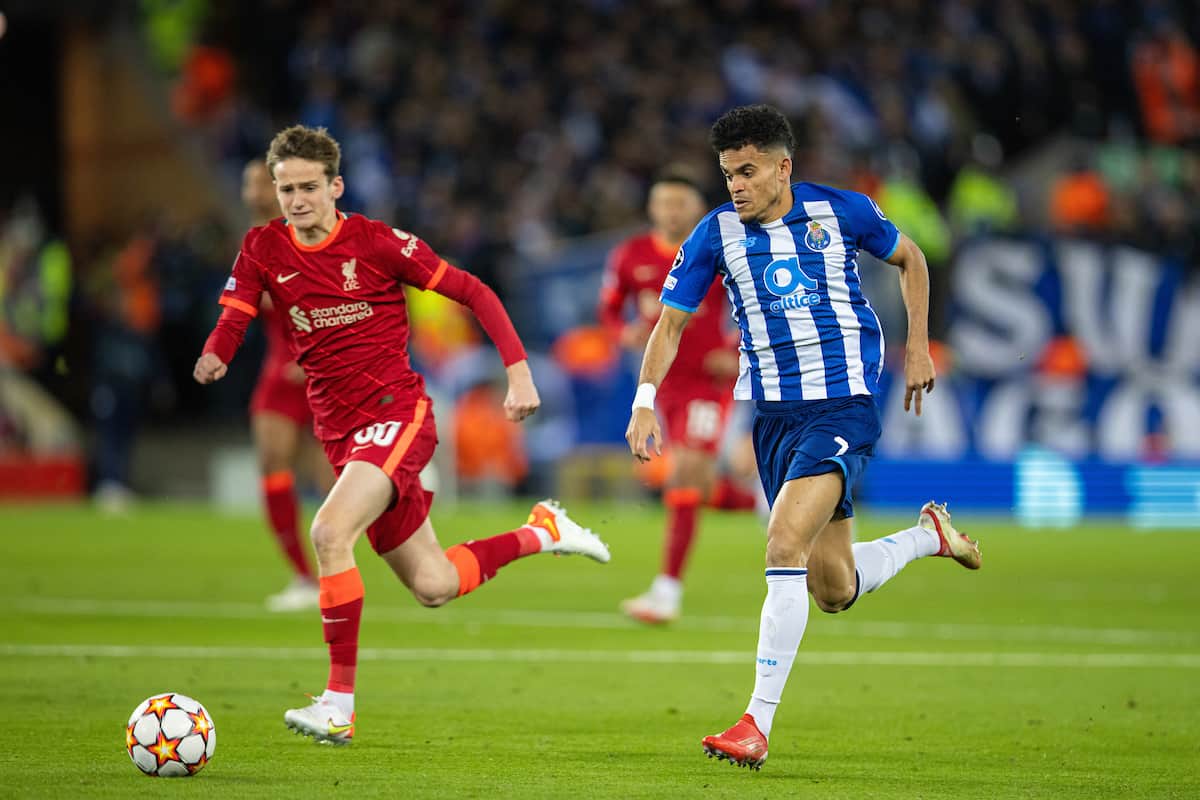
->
[372,223,449,290]
[660,215,719,313]
[843,190,900,260]
[218,233,267,317]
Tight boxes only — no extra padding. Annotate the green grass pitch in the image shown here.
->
[1,499,1197,798]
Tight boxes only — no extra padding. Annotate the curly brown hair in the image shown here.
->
[266,125,341,180]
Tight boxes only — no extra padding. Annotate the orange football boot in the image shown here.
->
[702,713,768,770]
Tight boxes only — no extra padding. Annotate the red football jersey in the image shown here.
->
[213,212,524,440]
[258,300,296,369]
[598,232,735,396]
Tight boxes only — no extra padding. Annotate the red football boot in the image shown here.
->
[701,713,768,770]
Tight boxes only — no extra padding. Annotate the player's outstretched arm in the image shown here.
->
[886,233,935,416]
[626,305,691,461]
[423,260,538,422]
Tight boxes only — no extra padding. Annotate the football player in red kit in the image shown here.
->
[241,158,335,612]
[195,126,610,744]
[598,170,748,624]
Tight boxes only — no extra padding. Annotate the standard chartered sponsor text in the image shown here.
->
[311,302,373,328]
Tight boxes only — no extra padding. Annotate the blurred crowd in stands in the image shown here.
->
[3,0,1199,499]
[160,0,1200,278]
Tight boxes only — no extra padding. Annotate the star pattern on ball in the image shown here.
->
[186,753,209,775]
[147,731,181,766]
[125,724,138,751]
[145,694,179,720]
[188,711,212,738]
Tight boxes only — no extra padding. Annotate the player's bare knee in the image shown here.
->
[257,449,291,475]
[765,529,807,568]
[411,573,455,607]
[309,517,352,563]
[814,586,855,614]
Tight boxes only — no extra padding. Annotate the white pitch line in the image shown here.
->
[7,596,1198,647]
[1,643,1198,669]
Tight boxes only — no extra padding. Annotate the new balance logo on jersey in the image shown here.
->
[289,302,374,333]
[341,258,359,291]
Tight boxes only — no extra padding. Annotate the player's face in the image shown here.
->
[647,182,705,244]
[718,145,792,224]
[241,161,277,224]
[272,158,344,233]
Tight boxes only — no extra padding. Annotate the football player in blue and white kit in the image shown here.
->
[626,105,982,770]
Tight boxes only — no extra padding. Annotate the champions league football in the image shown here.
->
[125,693,216,777]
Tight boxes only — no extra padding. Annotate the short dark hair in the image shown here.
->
[651,164,704,196]
[709,105,795,156]
[266,125,341,180]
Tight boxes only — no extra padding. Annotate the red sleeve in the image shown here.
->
[371,222,526,365]
[372,223,445,288]
[203,234,265,363]
[429,263,527,367]
[203,304,254,364]
[597,242,630,336]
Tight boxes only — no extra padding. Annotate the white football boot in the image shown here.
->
[919,501,982,570]
[621,575,681,624]
[526,499,611,563]
[266,576,320,612]
[284,696,354,744]
[620,591,680,624]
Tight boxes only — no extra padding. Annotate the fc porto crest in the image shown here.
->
[804,219,831,252]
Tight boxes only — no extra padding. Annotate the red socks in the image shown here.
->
[319,568,364,694]
[262,471,312,578]
[663,487,702,579]
[445,528,541,597]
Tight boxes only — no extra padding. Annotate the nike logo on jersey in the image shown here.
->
[348,443,373,454]
[277,271,301,283]
[321,616,349,624]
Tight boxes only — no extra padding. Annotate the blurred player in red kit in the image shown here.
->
[241,159,334,612]
[196,126,610,744]
[599,169,753,624]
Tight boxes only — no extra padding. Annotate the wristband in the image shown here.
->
[632,382,657,411]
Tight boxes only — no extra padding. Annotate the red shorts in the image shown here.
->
[321,398,438,555]
[657,385,733,455]
[250,359,312,427]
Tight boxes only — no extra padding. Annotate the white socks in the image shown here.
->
[745,569,809,739]
[322,689,354,716]
[852,525,940,595]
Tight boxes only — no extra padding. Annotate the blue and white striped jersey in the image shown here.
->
[660,182,899,402]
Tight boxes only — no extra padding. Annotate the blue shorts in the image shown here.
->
[752,395,881,519]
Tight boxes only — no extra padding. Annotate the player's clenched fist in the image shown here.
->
[503,360,540,422]
[626,407,662,463]
[193,352,228,384]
